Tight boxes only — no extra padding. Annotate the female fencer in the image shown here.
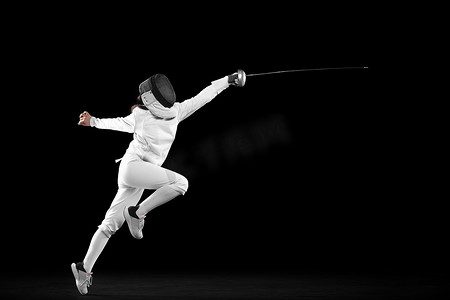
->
[71,72,241,295]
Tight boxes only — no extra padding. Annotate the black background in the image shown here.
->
[3,3,446,279]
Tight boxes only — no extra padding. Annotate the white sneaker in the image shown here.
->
[123,206,145,239]
[71,262,93,295]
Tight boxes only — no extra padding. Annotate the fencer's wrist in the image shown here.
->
[211,76,229,92]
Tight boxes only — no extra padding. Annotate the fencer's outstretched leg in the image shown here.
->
[83,228,109,273]
[124,186,182,239]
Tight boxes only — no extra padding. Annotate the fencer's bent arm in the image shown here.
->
[89,112,135,133]
[175,76,229,122]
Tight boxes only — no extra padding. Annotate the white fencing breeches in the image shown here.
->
[98,157,188,238]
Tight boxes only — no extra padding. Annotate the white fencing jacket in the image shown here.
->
[89,77,229,166]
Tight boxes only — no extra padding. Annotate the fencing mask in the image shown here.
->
[139,74,176,109]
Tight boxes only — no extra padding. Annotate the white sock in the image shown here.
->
[136,186,181,218]
[83,228,109,273]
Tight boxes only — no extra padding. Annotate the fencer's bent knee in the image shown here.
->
[171,175,189,195]
[179,175,189,194]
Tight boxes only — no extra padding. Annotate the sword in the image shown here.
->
[231,66,368,87]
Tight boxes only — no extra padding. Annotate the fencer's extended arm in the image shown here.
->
[90,112,135,133]
[175,76,229,122]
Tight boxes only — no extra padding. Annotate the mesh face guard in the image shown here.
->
[139,74,176,108]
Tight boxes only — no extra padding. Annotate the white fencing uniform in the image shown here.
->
[90,77,229,237]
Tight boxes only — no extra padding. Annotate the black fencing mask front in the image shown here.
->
[139,74,176,108]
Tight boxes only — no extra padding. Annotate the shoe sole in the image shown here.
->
[71,263,87,295]
[123,206,143,239]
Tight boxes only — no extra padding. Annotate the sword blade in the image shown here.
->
[246,66,368,77]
